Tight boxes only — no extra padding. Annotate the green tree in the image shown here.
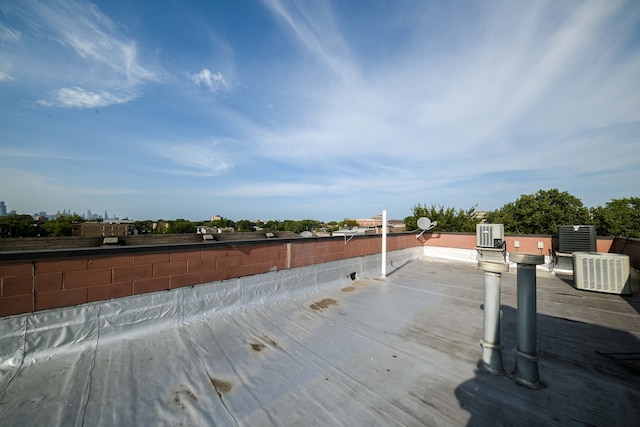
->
[325,221,339,232]
[338,219,359,228]
[278,219,321,234]
[1,214,41,237]
[263,220,281,231]
[486,189,589,234]
[134,220,153,234]
[211,217,235,229]
[235,219,255,232]
[41,215,84,236]
[167,219,195,234]
[591,197,640,237]
[405,203,479,232]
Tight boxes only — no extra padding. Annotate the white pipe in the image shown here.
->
[381,210,387,277]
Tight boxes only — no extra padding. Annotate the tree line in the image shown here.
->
[0,215,357,238]
[2,189,638,238]
[405,189,640,238]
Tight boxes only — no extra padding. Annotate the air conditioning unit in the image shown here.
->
[476,224,504,248]
[558,225,596,253]
[573,252,630,295]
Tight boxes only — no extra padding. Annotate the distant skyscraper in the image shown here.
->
[0,201,6,217]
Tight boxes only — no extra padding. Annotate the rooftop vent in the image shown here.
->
[573,252,630,295]
[102,237,119,245]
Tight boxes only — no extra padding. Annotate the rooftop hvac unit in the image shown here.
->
[573,252,630,295]
[558,225,596,253]
[476,224,504,248]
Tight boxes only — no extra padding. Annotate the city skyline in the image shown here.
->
[1,1,639,222]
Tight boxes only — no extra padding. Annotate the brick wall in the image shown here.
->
[0,234,421,317]
[0,232,634,318]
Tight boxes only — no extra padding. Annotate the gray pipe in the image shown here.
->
[509,253,544,389]
[478,260,509,375]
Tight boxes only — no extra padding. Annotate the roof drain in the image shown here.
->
[349,272,357,280]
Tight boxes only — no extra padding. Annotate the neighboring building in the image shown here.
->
[72,221,136,237]
[0,223,11,238]
[0,201,6,217]
[196,225,220,234]
[355,214,406,231]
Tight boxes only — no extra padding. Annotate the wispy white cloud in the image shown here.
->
[254,0,640,170]
[4,0,162,107]
[37,86,137,108]
[153,140,235,176]
[260,0,356,82]
[26,0,160,84]
[189,68,228,93]
[0,147,87,160]
[0,23,22,45]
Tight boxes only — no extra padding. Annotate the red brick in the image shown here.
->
[88,256,133,269]
[216,254,240,269]
[153,261,186,277]
[239,253,262,266]
[2,275,33,297]
[0,295,33,316]
[36,288,87,311]
[134,253,170,265]
[187,257,215,274]
[170,251,201,261]
[133,277,170,295]
[37,259,88,273]
[170,272,201,289]
[260,252,281,264]
[64,268,112,289]
[112,264,153,282]
[201,268,228,283]
[88,282,133,303]
[251,264,272,275]
[228,265,252,278]
[35,272,63,292]
[291,256,315,268]
[0,263,32,277]
[201,248,228,259]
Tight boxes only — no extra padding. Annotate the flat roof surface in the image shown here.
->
[1,257,639,426]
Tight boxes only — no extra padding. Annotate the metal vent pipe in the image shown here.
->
[509,252,545,389]
[478,260,510,375]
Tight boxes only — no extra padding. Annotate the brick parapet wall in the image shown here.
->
[0,234,421,317]
[0,232,633,317]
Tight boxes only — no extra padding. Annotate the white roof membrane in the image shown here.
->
[1,251,640,426]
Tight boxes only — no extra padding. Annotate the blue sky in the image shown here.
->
[1,0,639,222]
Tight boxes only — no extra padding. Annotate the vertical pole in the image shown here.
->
[478,260,509,375]
[381,210,387,278]
[510,253,544,389]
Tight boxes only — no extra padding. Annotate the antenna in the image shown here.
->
[416,217,437,239]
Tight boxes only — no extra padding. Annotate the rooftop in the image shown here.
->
[1,256,639,426]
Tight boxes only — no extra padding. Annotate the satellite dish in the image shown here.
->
[416,217,437,239]
[300,231,313,238]
[417,217,432,230]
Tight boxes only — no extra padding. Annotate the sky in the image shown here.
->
[1,0,639,222]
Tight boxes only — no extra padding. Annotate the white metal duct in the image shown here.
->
[476,224,504,248]
[573,252,630,295]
